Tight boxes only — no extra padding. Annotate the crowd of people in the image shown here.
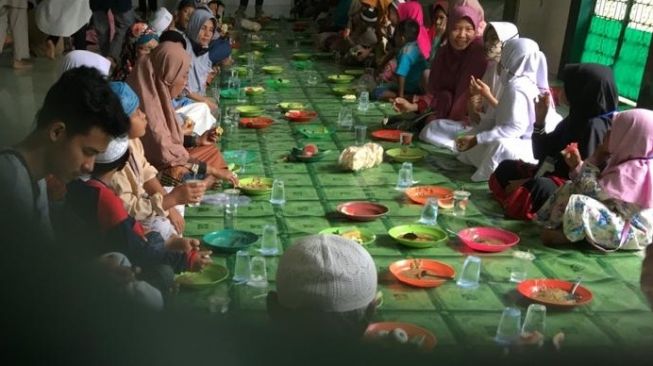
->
[1,0,653,353]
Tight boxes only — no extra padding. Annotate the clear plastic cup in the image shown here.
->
[521,304,546,343]
[338,106,353,130]
[307,70,319,86]
[233,250,251,283]
[224,188,240,229]
[237,150,248,174]
[453,190,471,216]
[184,178,204,208]
[495,307,522,345]
[259,224,280,256]
[400,132,413,154]
[418,197,439,225]
[395,162,413,191]
[269,179,286,205]
[247,256,268,288]
[354,124,367,145]
[456,255,481,289]
[357,91,369,112]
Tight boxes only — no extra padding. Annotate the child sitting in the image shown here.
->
[375,19,427,100]
[537,109,653,251]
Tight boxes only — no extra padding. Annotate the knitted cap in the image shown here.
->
[109,81,139,116]
[276,234,377,312]
[151,7,173,35]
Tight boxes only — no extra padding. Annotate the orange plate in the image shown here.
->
[405,186,454,205]
[364,322,437,351]
[389,259,455,288]
[239,117,273,129]
[285,110,318,123]
[371,129,402,142]
[337,201,388,221]
[517,279,593,308]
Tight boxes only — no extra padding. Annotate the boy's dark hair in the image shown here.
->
[36,67,130,138]
[177,0,196,11]
[397,19,420,43]
[159,30,188,49]
[92,150,130,176]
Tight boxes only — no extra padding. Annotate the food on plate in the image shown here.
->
[245,86,265,94]
[334,229,363,244]
[241,178,270,189]
[401,232,434,242]
[437,198,454,209]
[472,236,504,245]
[303,144,318,155]
[373,327,425,348]
[533,288,577,305]
[342,94,357,102]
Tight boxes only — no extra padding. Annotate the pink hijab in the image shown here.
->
[600,109,653,209]
[397,2,432,60]
[426,4,487,121]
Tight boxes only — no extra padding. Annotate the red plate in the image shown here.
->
[389,259,455,288]
[458,227,520,252]
[239,117,273,129]
[337,201,388,221]
[364,322,437,351]
[517,279,593,308]
[405,186,454,205]
[285,110,318,123]
[372,129,402,142]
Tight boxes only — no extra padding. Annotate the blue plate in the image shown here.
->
[202,230,259,253]
[223,150,257,164]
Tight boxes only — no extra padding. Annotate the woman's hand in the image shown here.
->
[165,237,200,252]
[469,76,491,99]
[182,118,195,135]
[455,135,477,152]
[197,128,219,146]
[392,97,419,113]
[170,180,206,205]
[561,145,582,170]
[534,92,550,127]
[191,250,213,272]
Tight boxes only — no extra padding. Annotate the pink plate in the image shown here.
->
[458,227,520,252]
[371,129,402,142]
[337,201,389,221]
[517,279,593,308]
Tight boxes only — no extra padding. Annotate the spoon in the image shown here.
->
[567,277,583,301]
[417,270,454,280]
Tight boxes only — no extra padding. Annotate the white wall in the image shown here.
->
[515,0,572,77]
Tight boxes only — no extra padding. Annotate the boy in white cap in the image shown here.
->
[267,234,379,338]
[150,7,174,35]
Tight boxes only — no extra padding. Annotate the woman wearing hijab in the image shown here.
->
[183,7,218,109]
[454,38,548,182]
[126,42,236,188]
[112,22,159,81]
[537,109,653,251]
[427,1,448,62]
[393,4,487,124]
[490,64,617,220]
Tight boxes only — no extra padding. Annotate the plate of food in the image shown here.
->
[239,117,274,129]
[290,144,327,162]
[364,322,437,351]
[388,224,448,248]
[457,227,520,252]
[250,40,269,49]
[277,102,305,111]
[342,94,357,103]
[296,125,333,139]
[238,176,273,195]
[202,230,259,253]
[389,258,455,288]
[405,186,454,205]
[371,129,402,142]
[285,110,317,123]
[235,105,264,117]
[262,65,284,74]
[327,74,355,84]
[266,78,291,88]
[175,262,230,288]
[386,148,427,163]
[237,51,263,60]
[292,52,312,60]
[319,226,376,245]
[220,88,239,99]
[245,86,265,95]
[337,201,389,221]
[332,86,356,96]
[517,279,593,307]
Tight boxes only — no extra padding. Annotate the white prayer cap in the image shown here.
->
[59,50,111,77]
[95,135,129,164]
[276,234,377,312]
[151,7,174,36]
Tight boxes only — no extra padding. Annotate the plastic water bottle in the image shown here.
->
[358,91,369,112]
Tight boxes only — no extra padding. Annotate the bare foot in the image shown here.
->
[541,228,571,245]
[45,40,56,60]
[12,59,32,70]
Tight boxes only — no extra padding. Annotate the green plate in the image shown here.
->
[333,86,355,96]
[238,176,273,195]
[262,65,284,74]
[292,52,312,60]
[386,147,427,162]
[278,102,305,111]
[235,105,264,117]
[290,147,328,163]
[237,51,263,60]
[328,74,355,83]
[245,86,266,95]
[220,88,239,99]
[265,79,291,89]
[319,226,376,245]
[296,125,333,139]
[344,69,365,76]
[388,225,448,248]
[233,66,248,76]
[291,60,313,70]
[202,229,259,253]
[223,149,257,164]
[175,263,230,287]
[250,40,269,49]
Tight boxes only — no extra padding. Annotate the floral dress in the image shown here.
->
[536,162,653,251]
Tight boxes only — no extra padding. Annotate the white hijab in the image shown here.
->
[35,0,92,37]
[59,50,111,78]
